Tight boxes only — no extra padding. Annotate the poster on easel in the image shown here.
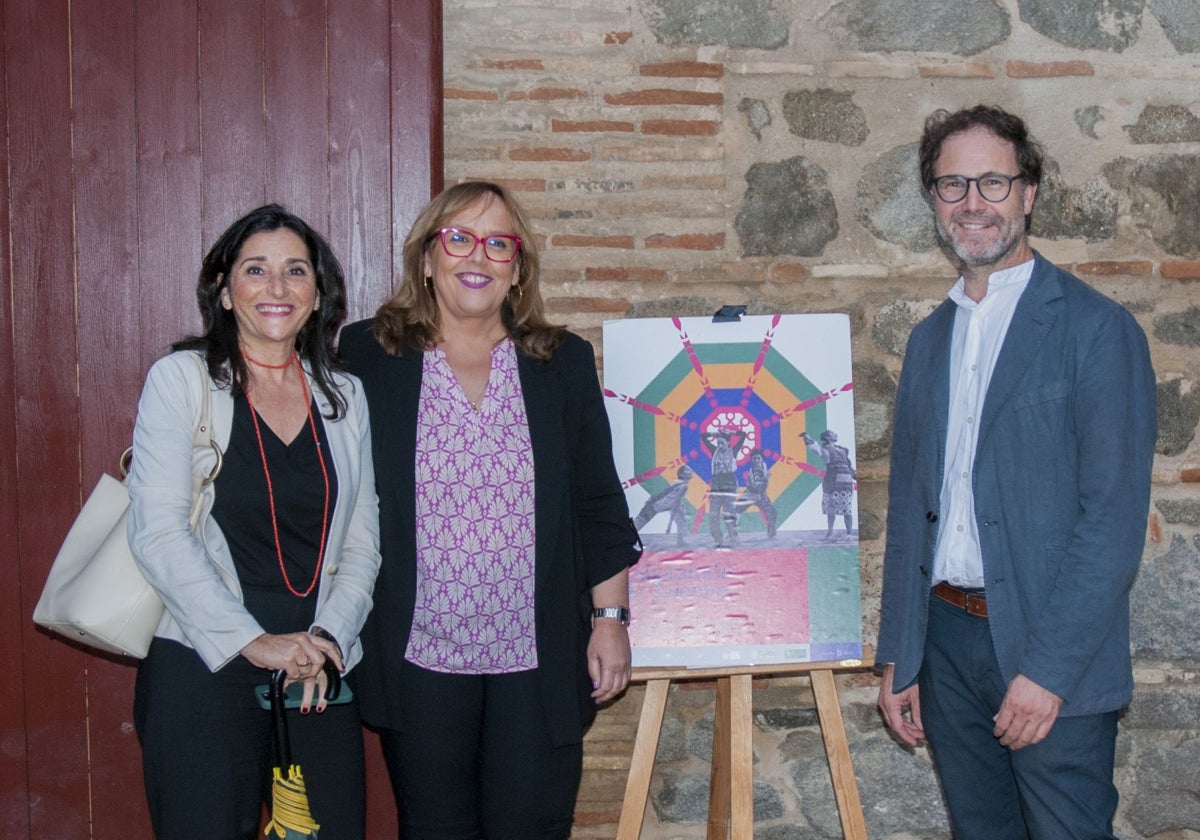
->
[603,314,862,668]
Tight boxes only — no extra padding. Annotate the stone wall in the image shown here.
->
[442,1,1200,837]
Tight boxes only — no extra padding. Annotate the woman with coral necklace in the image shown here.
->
[127,205,381,839]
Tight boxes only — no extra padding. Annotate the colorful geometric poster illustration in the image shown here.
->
[603,315,862,668]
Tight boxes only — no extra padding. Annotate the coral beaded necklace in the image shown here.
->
[242,350,330,598]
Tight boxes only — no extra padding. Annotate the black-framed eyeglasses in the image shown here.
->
[432,227,522,263]
[933,173,1024,204]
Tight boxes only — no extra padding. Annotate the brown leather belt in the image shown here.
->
[933,581,988,618]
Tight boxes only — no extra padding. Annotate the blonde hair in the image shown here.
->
[373,181,563,358]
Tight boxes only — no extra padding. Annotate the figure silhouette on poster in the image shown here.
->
[735,449,778,539]
[801,430,856,540]
[632,465,694,547]
[702,429,744,549]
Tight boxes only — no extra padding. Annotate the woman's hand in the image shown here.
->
[240,631,344,712]
[587,619,631,704]
[589,568,632,704]
[281,666,334,714]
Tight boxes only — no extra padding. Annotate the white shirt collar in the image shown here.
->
[947,258,1035,309]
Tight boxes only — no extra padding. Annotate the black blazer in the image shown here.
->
[339,320,641,745]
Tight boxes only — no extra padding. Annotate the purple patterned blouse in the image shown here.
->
[405,340,538,673]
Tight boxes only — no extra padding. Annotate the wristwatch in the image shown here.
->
[593,606,631,626]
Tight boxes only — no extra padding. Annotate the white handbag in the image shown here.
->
[33,353,222,658]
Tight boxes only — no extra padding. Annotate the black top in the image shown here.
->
[213,395,340,598]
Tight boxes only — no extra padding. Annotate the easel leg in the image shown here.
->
[706,678,731,837]
[729,674,754,838]
[617,679,671,840]
[706,674,754,840]
[811,669,868,840]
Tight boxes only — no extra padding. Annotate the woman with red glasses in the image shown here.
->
[340,181,640,839]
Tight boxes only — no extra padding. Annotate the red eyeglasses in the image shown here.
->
[433,227,522,263]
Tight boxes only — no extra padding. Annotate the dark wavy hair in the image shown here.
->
[373,181,564,359]
[918,105,1045,193]
[172,204,349,417]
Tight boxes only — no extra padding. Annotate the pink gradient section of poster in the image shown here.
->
[629,548,810,649]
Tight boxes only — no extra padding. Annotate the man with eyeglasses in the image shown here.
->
[876,105,1156,839]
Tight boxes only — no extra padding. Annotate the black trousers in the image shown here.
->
[378,663,583,840]
[133,587,365,840]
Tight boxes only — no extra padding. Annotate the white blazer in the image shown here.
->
[127,350,381,672]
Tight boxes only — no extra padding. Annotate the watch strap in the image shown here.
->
[593,606,631,626]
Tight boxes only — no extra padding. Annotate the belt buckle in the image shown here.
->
[965,594,986,618]
[958,586,986,618]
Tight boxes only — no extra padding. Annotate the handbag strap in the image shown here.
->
[187,352,223,530]
[191,351,214,453]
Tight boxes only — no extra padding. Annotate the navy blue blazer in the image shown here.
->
[339,320,641,746]
[877,254,1156,716]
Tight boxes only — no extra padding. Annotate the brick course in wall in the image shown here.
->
[443,2,1200,838]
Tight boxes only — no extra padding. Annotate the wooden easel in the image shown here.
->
[616,649,875,840]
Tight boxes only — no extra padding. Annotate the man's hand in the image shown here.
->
[993,673,1062,749]
[877,663,925,746]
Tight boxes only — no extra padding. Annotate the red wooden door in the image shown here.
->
[0,1,441,836]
